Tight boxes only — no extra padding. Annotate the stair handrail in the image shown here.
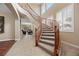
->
[18,3,42,46]
[25,3,42,46]
[27,3,61,55]
[35,18,42,46]
[18,3,40,23]
[53,20,61,56]
[26,3,41,18]
[25,4,39,22]
[19,3,61,55]
[25,3,42,23]
[20,3,48,22]
[19,3,51,24]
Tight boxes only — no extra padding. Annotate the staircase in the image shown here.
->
[35,22,60,56]
[17,3,60,56]
[38,24,55,55]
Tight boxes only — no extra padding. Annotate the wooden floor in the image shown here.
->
[0,40,15,56]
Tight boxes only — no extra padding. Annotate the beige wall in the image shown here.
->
[49,3,79,56]
[60,4,79,56]
[52,4,79,56]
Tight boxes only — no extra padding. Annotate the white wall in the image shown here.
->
[0,14,15,41]
[0,4,15,41]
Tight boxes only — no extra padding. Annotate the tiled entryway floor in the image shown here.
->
[6,35,50,56]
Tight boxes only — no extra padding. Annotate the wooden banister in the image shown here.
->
[35,18,42,46]
[27,3,61,55]
[20,3,61,55]
[21,3,42,47]
[26,3,41,18]
[53,21,61,56]
[28,3,61,54]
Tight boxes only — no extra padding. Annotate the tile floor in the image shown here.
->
[6,34,50,56]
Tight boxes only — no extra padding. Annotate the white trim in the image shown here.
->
[0,39,15,41]
[61,40,79,49]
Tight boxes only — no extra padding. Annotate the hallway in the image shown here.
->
[6,34,51,56]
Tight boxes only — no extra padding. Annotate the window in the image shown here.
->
[41,4,46,14]
[46,3,54,10]
[56,4,74,32]
[41,3,54,14]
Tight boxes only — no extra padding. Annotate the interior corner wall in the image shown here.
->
[15,18,21,41]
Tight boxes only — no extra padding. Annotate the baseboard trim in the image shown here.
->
[61,40,79,49]
[0,39,15,41]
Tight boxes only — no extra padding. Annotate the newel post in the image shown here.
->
[54,26,58,56]
[35,28,38,46]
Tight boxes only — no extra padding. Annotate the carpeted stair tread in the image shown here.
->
[41,36,55,39]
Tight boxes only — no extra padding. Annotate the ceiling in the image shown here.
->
[18,3,41,9]
[42,3,70,17]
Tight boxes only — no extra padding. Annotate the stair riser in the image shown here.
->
[39,41,55,46]
[42,35,55,36]
[42,32,55,33]
[42,28,52,29]
[42,28,51,29]
[42,29,52,31]
[42,33,55,34]
[41,37,55,39]
[42,33,55,36]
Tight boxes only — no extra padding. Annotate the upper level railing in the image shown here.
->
[18,3,41,23]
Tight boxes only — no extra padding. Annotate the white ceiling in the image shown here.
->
[0,3,12,14]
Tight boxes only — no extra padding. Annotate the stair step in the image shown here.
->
[42,30,53,31]
[41,38,55,41]
[42,28,51,29]
[38,41,54,54]
[42,27,52,29]
[42,31,55,33]
[39,39,55,46]
[42,33,55,36]
[42,26,50,27]
[42,28,53,30]
[41,36,55,39]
